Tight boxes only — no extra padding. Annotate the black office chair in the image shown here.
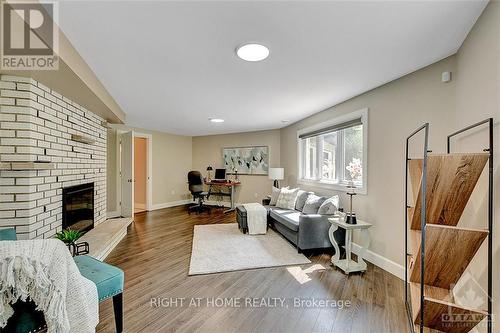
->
[187,171,211,214]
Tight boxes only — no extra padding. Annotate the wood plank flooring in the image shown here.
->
[96,206,409,333]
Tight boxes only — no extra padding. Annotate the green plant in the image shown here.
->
[55,229,83,244]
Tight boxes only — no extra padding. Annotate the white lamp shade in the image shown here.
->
[269,168,284,180]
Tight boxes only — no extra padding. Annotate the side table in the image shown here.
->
[328,218,372,274]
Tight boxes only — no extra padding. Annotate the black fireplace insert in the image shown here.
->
[62,182,94,233]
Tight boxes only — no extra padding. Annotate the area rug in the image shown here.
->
[188,223,311,275]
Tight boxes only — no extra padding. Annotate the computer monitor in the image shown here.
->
[214,168,226,180]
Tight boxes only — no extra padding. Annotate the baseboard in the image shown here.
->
[350,242,405,280]
[107,210,121,219]
[135,203,146,210]
[151,199,191,211]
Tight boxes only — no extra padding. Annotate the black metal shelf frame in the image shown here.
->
[447,118,493,333]
[404,123,429,333]
[404,118,494,333]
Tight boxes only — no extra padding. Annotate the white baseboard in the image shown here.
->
[351,242,405,280]
[151,199,191,211]
[107,210,121,219]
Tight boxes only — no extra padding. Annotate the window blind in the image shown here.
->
[298,117,362,139]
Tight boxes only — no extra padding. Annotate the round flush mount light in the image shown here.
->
[236,43,269,62]
[209,118,224,123]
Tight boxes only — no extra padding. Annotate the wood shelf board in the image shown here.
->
[411,153,489,230]
[409,283,455,322]
[410,224,488,288]
[414,326,446,333]
[410,283,486,333]
[409,229,421,259]
[409,159,423,200]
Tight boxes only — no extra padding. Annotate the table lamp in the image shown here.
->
[206,166,213,181]
[269,168,284,188]
[346,182,357,224]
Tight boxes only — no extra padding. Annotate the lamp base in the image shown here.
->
[346,213,357,225]
[273,179,280,188]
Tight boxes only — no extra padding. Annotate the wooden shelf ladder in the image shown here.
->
[404,119,494,333]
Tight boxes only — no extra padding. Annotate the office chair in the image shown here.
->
[187,171,211,214]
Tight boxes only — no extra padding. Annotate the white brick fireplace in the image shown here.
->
[0,75,106,240]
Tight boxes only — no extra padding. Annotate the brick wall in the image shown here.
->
[0,75,106,239]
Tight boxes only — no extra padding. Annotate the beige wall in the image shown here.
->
[107,125,193,209]
[280,56,457,267]
[453,1,500,327]
[192,130,281,204]
[134,137,147,207]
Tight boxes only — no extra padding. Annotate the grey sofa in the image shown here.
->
[266,205,345,253]
[236,196,345,254]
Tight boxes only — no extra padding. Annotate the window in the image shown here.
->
[297,109,367,193]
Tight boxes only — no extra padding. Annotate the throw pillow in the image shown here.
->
[295,190,313,211]
[302,195,327,214]
[270,186,288,206]
[276,188,299,210]
[318,195,340,215]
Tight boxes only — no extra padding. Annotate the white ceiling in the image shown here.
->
[58,1,487,136]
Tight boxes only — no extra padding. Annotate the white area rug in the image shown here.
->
[189,223,311,275]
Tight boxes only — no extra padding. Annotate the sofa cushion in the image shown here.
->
[270,209,301,232]
[302,195,327,214]
[295,190,313,211]
[269,186,284,206]
[318,195,339,215]
[276,188,299,210]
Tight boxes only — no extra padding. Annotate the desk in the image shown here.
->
[328,218,372,274]
[205,181,241,213]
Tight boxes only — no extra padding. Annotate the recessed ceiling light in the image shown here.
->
[236,43,269,62]
[209,118,224,123]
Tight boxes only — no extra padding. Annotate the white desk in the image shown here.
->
[328,218,372,274]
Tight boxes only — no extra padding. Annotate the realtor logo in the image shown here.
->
[1,0,58,70]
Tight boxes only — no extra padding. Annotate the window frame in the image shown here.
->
[296,108,368,194]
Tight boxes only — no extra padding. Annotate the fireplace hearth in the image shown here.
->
[62,183,95,233]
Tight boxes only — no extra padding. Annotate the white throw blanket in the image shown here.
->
[0,239,99,333]
[243,203,268,235]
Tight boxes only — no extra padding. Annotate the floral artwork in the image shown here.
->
[222,146,269,175]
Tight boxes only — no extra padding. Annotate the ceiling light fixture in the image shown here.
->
[236,43,269,62]
[281,120,290,123]
[209,118,224,123]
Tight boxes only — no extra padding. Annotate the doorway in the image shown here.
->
[134,137,147,213]
[119,131,152,218]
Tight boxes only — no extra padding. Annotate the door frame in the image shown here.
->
[133,132,153,212]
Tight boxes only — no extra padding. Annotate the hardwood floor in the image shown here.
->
[96,206,409,333]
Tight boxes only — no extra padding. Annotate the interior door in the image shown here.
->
[120,131,134,218]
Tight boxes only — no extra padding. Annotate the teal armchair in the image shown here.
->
[0,228,124,333]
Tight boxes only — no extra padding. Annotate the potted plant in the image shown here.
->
[56,229,84,256]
